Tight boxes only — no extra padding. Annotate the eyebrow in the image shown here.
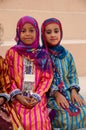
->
[45,27,59,31]
[22,26,35,29]
[54,28,59,30]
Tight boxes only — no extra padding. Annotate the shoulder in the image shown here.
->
[63,48,75,64]
[63,47,73,58]
[0,56,7,67]
[0,56,4,62]
[6,46,18,57]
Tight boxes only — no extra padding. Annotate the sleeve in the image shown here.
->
[43,54,64,97]
[47,69,64,96]
[0,56,11,93]
[0,93,10,102]
[67,52,80,92]
[5,49,22,98]
[0,56,11,102]
[49,81,64,96]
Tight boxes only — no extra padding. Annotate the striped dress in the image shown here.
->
[5,48,53,130]
[0,56,10,92]
[47,49,86,130]
[0,56,24,130]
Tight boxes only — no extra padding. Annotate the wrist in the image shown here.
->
[54,91,60,98]
[10,89,22,101]
[15,94,22,100]
[71,88,77,93]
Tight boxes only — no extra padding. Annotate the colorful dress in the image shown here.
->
[6,47,53,130]
[41,17,86,130]
[47,47,86,130]
[0,56,10,93]
[0,56,23,130]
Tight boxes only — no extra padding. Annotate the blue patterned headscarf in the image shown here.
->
[41,18,66,59]
[41,18,62,47]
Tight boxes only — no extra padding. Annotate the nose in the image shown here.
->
[51,32,55,37]
[26,31,30,35]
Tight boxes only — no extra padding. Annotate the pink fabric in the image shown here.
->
[15,16,39,49]
[13,16,51,72]
[6,48,53,130]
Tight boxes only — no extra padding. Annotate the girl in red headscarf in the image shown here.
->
[5,16,53,130]
[41,18,86,130]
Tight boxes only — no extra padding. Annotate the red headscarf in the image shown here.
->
[11,16,51,71]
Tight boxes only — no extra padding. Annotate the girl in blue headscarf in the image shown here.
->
[41,17,86,130]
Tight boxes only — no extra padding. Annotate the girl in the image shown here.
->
[0,56,13,130]
[0,56,23,130]
[5,16,53,130]
[41,18,86,130]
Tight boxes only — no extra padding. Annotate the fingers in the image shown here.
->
[25,97,38,109]
[71,96,75,104]
[57,99,69,108]
[60,101,69,108]
[82,100,86,105]
[55,93,69,108]
[71,94,86,106]
[77,98,86,106]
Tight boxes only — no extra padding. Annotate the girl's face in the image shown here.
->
[20,23,36,45]
[44,23,61,46]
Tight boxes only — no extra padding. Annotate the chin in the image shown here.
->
[50,42,59,46]
[24,43,32,45]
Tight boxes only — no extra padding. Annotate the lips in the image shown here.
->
[25,38,32,40]
[50,39,57,41]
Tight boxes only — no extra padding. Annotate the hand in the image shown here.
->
[0,97,5,105]
[29,97,38,107]
[15,94,38,109]
[71,89,86,106]
[55,91,69,108]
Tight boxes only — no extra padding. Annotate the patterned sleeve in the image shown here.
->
[47,71,64,96]
[67,52,80,92]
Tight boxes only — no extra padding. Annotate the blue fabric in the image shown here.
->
[0,93,10,102]
[41,17,86,129]
[49,45,66,59]
[48,47,80,96]
[47,48,86,129]
[10,89,22,101]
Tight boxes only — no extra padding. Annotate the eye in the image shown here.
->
[54,30,59,33]
[30,29,35,32]
[45,30,51,34]
[21,29,26,33]
[54,29,59,33]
